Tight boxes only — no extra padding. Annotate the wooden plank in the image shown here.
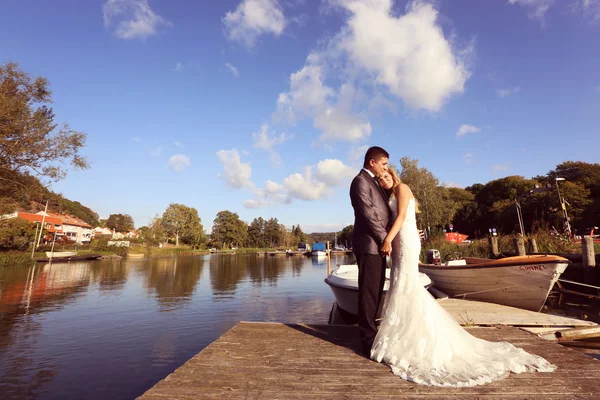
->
[138,322,600,400]
[438,298,597,327]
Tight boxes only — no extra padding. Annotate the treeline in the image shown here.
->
[398,158,599,238]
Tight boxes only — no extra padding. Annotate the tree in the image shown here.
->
[211,211,247,249]
[105,214,134,232]
[0,62,88,182]
[263,217,283,247]
[161,203,205,247]
[337,225,354,248]
[397,157,454,231]
[0,218,36,250]
[247,217,266,248]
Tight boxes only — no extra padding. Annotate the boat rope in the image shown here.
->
[558,278,600,290]
[452,273,560,298]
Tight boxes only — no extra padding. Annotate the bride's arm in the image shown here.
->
[383,183,412,246]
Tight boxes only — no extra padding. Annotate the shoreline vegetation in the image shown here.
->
[2,231,598,269]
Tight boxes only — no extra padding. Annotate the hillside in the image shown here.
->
[0,169,99,226]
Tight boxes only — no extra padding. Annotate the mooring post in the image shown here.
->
[514,237,526,256]
[326,241,331,276]
[489,236,499,258]
[582,236,596,268]
[528,238,538,254]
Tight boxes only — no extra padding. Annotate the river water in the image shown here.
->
[0,253,350,400]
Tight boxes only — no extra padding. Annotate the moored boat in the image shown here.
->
[324,264,433,316]
[45,251,77,258]
[36,253,104,263]
[311,242,328,257]
[418,255,569,312]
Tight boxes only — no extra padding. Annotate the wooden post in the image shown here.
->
[326,241,331,276]
[513,237,526,256]
[582,236,596,268]
[488,236,499,258]
[528,238,538,254]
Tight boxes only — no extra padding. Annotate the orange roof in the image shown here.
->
[17,212,63,233]
[44,212,93,228]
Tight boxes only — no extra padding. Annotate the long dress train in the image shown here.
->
[370,197,556,387]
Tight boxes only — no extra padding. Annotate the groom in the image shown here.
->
[349,146,391,357]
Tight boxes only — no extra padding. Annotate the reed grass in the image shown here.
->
[0,252,35,268]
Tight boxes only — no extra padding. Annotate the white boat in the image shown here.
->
[46,251,77,258]
[418,255,569,312]
[312,250,328,257]
[324,264,433,316]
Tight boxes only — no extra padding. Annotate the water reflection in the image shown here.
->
[0,254,348,400]
[145,257,204,311]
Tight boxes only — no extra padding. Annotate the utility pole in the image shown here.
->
[36,200,49,248]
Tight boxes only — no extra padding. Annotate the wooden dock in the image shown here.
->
[138,321,600,399]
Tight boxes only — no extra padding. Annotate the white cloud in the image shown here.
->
[313,83,372,142]
[463,152,473,163]
[223,0,286,47]
[571,0,600,24]
[252,124,290,149]
[334,0,471,112]
[174,141,183,148]
[595,84,600,92]
[251,124,291,167]
[168,154,191,172]
[265,179,284,194]
[283,167,330,201]
[103,0,172,40]
[496,86,520,98]
[315,159,355,186]
[173,62,183,73]
[443,181,464,188]
[132,137,141,142]
[492,163,510,172]
[225,62,239,78]
[508,0,555,26]
[216,149,253,188]
[456,124,480,138]
[150,145,163,157]
[274,64,371,143]
[348,145,370,165]
[243,199,265,208]
[299,223,347,233]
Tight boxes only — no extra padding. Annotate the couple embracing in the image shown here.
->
[349,146,556,387]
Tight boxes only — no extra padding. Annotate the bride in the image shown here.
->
[370,168,556,387]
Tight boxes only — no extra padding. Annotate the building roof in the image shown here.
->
[16,212,63,233]
[37,212,93,229]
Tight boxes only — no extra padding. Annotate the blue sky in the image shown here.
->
[1,0,599,232]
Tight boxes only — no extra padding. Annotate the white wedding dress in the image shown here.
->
[370,197,556,387]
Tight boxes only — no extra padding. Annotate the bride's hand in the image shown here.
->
[380,239,392,255]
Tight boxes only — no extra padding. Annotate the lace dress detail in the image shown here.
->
[370,197,556,387]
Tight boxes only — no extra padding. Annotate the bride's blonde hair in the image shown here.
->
[383,168,420,213]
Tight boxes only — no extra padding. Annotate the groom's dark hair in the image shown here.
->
[363,146,389,168]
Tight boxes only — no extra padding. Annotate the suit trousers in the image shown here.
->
[355,252,387,354]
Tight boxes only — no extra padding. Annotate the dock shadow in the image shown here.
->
[284,323,363,356]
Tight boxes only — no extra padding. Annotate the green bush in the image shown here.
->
[0,219,36,250]
[0,251,35,268]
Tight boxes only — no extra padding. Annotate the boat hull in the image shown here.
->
[325,265,432,316]
[419,255,569,312]
[46,251,77,258]
[312,251,328,257]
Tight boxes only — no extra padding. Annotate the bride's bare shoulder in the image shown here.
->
[397,183,414,199]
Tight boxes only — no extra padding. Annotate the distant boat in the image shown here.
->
[418,255,569,312]
[37,253,103,263]
[311,242,328,257]
[325,264,433,316]
[46,251,77,258]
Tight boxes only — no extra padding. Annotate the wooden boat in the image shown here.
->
[324,264,433,316]
[418,255,569,312]
[36,253,104,263]
[45,251,77,258]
